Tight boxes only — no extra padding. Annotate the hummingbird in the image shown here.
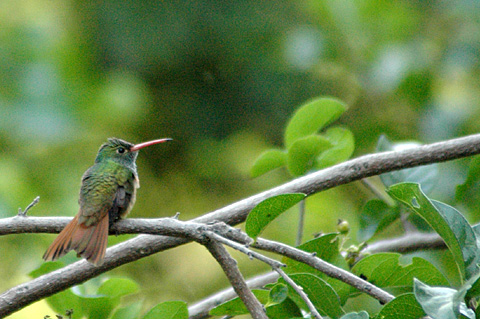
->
[43,137,172,266]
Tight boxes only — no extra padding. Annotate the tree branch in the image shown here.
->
[205,230,323,318]
[0,133,479,317]
[204,222,394,304]
[203,240,268,319]
[365,232,444,254]
[275,266,323,319]
[188,231,445,318]
[253,237,394,304]
[18,196,40,216]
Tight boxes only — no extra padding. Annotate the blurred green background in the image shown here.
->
[1,0,480,317]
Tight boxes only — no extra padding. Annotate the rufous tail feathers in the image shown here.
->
[43,213,109,266]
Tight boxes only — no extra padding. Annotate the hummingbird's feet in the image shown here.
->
[109,216,121,236]
[111,224,121,236]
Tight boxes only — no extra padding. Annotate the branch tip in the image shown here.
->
[18,196,40,217]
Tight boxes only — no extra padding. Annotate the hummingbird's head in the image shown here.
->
[95,138,139,167]
[95,137,172,167]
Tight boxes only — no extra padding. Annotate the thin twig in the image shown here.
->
[198,223,394,311]
[365,232,444,254]
[188,272,279,319]
[295,199,305,246]
[18,196,40,216]
[205,231,323,317]
[253,237,394,304]
[1,133,479,317]
[188,231,445,319]
[205,222,395,304]
[203,239,268,319]
[275,267,323,319]
[172,225,270,319]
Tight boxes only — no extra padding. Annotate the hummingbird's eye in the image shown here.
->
[117,147,125,154]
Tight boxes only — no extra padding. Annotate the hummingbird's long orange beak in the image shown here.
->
[131,138,172,151]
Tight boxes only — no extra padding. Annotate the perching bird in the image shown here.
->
[43,137,171,265]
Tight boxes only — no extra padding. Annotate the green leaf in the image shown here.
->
[287,135,333,176]
[251,149,287,178]
[209,290,269,316]
[280,273,345,318]
[315,127,355,169]
[283,233,351,304]
[414,282,460,319]
[358,199,400,241]
[265,297,303,319]
[467,225,480,299]
[111,301,142,319]
[432,201,480,280]
[267,284,288,306]
[340,311,369,319]
[69,286,111,319]
[377,136,438,194]
[352,253,449,293]
[41,277,138,319]
[97,277,140,299]
[29,261,64,278]
[29,262,84,319]
[46,290,84,319]
[284,233,344,275]
[414,276,478,319]
[82,278,140,319]
[246,193,306,240]
[388,183,480,280]
[376,293,425,319]
[143,301,188,319]
[456,155,480,215]
[30,266,140,319]
[285,97,347,148]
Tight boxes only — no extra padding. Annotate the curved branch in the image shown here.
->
[0,133,479,317]
[365,232,444,253]
[275,267,323,319]
[253,237,394,304]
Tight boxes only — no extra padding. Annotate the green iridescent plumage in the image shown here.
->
[79,138,139,227]
[43,137,171,265]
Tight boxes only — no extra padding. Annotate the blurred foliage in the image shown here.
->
[1,0,480,318]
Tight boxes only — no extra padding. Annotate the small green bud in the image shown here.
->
[337,219,350,234]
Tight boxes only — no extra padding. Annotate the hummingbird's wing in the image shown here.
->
[108,185,135,224]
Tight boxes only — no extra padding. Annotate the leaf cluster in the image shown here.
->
[251,97,355,177]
